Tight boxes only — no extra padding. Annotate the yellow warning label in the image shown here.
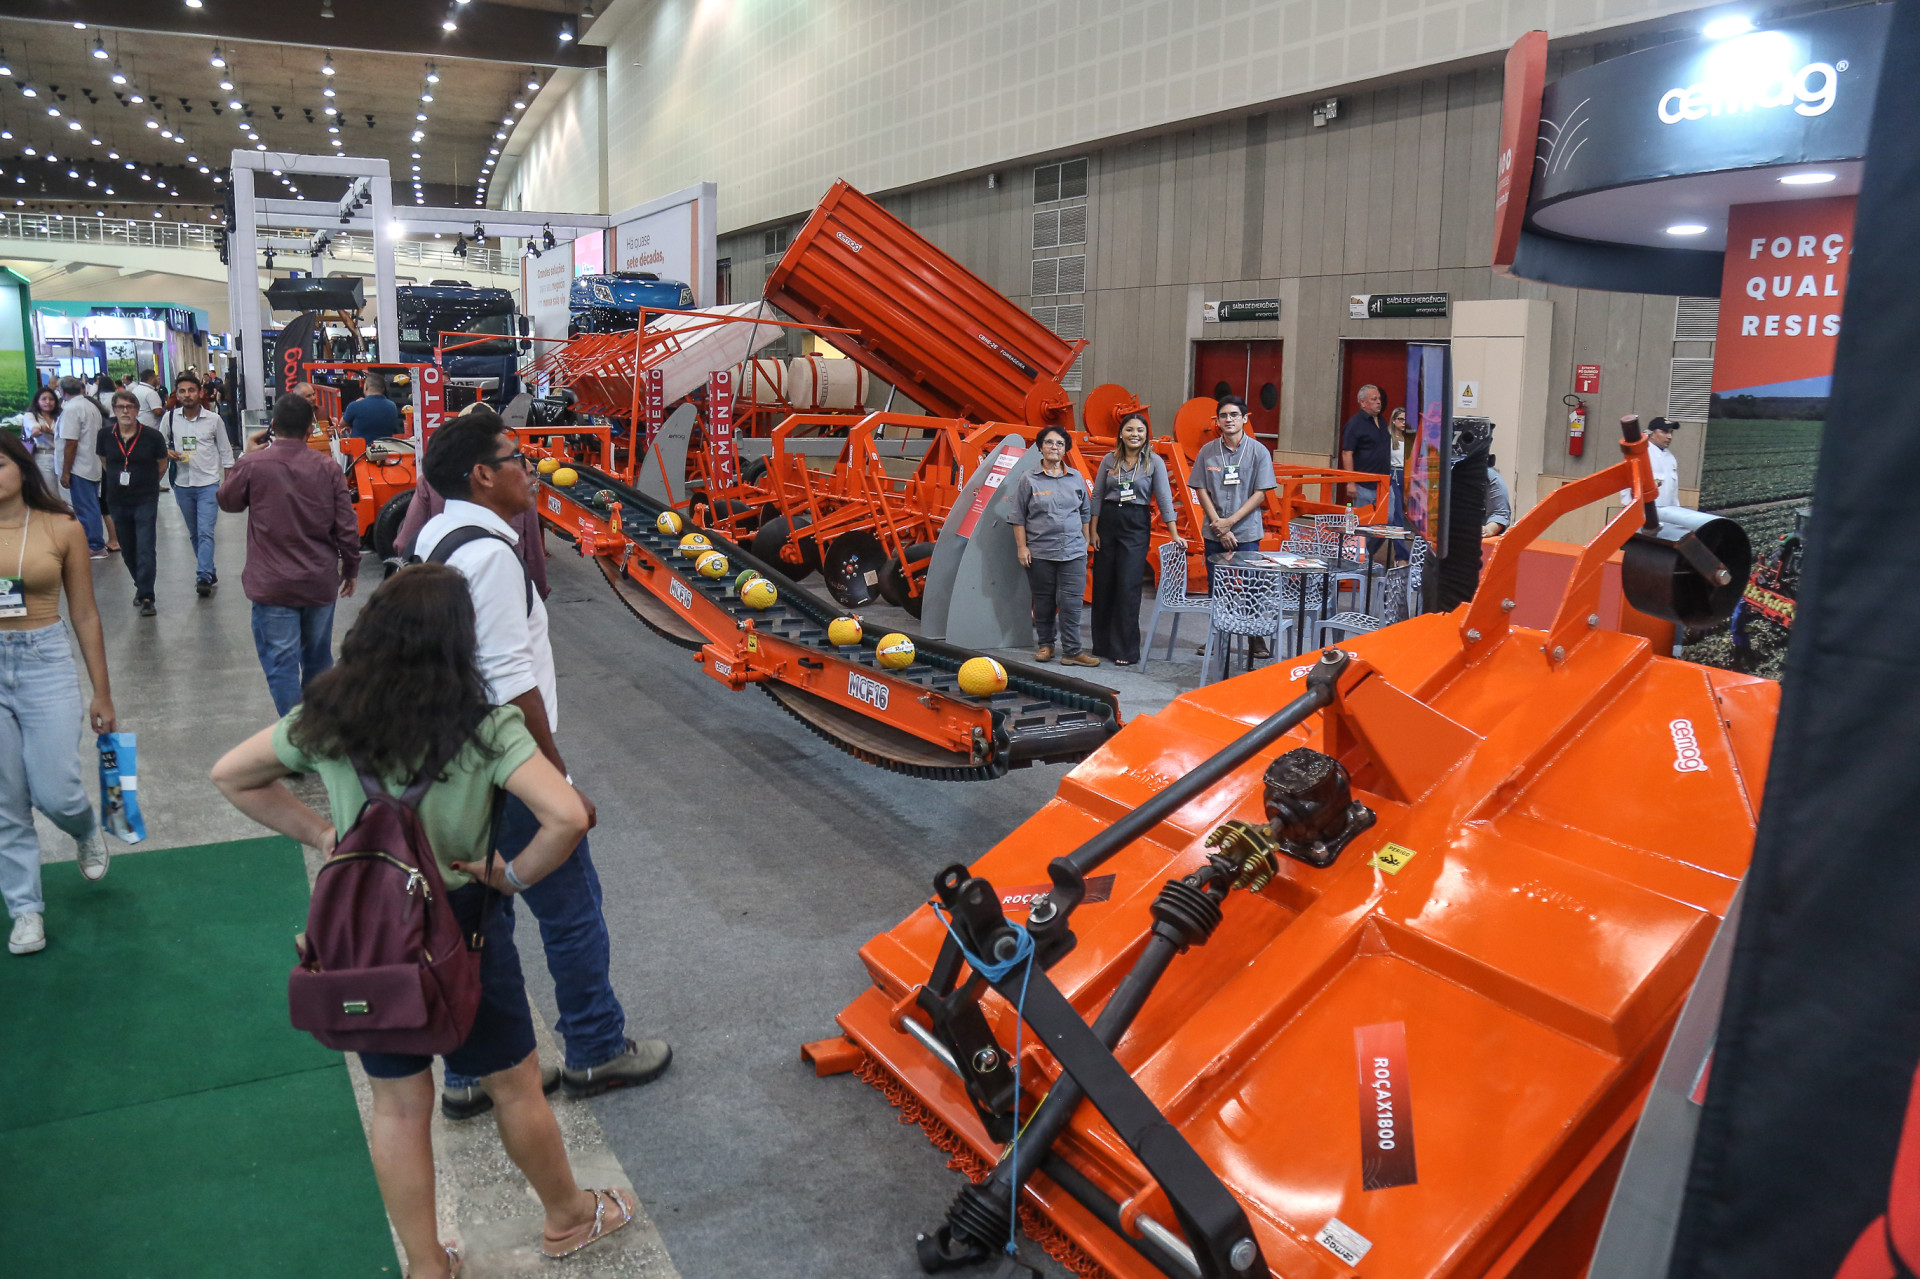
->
[1371,843,1418,874]
[746,634,759,653]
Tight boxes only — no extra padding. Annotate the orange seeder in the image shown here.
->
[807,417,1768,1278]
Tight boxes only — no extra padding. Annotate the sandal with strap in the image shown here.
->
[541,1188,636,1258]
[445,1244,463,1278]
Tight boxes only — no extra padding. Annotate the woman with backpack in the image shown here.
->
[211,564,631,1277]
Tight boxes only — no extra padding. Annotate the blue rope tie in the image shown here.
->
[929,901,1035,1258]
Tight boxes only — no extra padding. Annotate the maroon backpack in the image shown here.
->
[287,760,486,1055]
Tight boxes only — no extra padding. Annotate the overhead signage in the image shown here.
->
[1351,293,1449,319]
[1711,195,1855,398]
[1575,363,1602,394]
[1529,5,1888,215]
[1203,298,1281,323]
[1492,30,1548,271]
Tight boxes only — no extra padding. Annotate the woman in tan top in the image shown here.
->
[0,430,117,957]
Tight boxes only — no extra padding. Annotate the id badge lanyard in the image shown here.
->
[0,511,30,618]
[113,427,140,487]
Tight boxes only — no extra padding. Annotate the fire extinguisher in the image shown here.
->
[1564,394,1587,457]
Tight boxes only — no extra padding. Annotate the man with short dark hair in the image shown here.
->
[218,393,360,714]
[161,371,234,597]
[341,370,401,441]
[55,376,108,558]
[1341,384,1392,508]
[1189,394,1280,659]
[417,411,670,1119]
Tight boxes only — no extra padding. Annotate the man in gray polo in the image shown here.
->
[1189,394,1279,656]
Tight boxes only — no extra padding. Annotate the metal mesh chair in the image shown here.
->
[1202,563,1295,684]
[1309,512,1370,608]
[1144,539,1211,664]
[1315,536,1428,645]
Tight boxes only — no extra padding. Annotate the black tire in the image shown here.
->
[749,513,821,580]
[879,541,937,617]
[740,455,768,486]
[371,490,413,560]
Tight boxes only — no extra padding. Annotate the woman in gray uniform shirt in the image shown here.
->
[1009,425,1098,666]
[1088,413,1179,665]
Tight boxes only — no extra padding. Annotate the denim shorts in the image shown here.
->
[358,884,538,1081]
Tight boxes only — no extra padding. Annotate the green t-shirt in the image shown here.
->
[272,705,540,889]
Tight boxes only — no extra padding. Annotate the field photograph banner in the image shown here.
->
[0,269,32,416]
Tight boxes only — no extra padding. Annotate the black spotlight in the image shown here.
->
[542,222,555,251]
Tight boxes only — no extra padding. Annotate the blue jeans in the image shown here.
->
[250,602,336,716]
[173,483,219,581]
[443,792,626,1088]
[0,626,98,920]
[105,497,158,604]
[68,476,105,554]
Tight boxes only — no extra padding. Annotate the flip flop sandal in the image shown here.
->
[445,1244,463,1278]
[541,1188,635,1259]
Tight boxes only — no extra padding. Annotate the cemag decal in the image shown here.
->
[669,578,693,610]
[847,671,889,711]
[713,660,732,678]
[1671,718,1709,772]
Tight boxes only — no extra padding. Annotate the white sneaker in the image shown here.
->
[76,829,110,882]
[9,912,45,954]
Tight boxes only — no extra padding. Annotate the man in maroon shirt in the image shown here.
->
[218,393,361,714]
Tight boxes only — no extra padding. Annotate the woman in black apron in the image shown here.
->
[1089,413,1180,665]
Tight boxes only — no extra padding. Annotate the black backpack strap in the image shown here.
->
[425,525,534,615]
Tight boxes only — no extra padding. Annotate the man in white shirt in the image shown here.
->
[131,370,168,490]
[159,371,234,596]
[55,377,108,558]
[415,409,670,1120]
[1620,416,1682,509]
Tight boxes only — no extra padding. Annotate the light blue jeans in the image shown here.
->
[173,483,219,581]
[68,476,105,555]
[251,602,336,717]
[0,625,98,920]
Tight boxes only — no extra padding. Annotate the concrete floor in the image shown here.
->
[51,496,1239,1278]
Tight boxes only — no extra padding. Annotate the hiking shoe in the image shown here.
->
[76,829,110,882]
[138,600,156,617]
[440,1064,562,1121]
[1248,638,1271,659]
[9,912,44,954]
[1033,646,1053,663]
[1061,653,1100,667]
[562,1039,672,1099]
[195,577,212,598]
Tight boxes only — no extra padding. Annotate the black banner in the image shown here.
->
[1668,2,1920,1275]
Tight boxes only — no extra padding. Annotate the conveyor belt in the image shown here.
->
[540,464,1121,780]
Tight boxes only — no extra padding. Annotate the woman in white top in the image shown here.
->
[25,387,63,501]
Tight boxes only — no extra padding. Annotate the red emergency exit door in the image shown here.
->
[1338,339,1410,458]
[1192,341,1283,446]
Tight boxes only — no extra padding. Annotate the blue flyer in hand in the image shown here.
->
[97,731,146,845]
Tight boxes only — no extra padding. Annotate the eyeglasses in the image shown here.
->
[482,449,530,470]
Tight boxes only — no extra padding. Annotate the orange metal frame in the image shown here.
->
[825,432,1776,1279]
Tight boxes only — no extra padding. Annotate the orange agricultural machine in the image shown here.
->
[807,418,1765,1277]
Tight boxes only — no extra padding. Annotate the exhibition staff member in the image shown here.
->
[55,377,108,558]
[342,371,402,442]
[417,410,670,1118]
[1010,425,1098,667]
[1619,416,1682,508]
[1189,394,1277,571]
[1088,413,1179,666]
[1341,384,1392,509]
[161,372,234,598]
[98,390,170,617]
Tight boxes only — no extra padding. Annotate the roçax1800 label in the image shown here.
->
[669,578,693,610]
[848,672,889,711]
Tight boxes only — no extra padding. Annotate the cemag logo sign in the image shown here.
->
[1658,31,1844,124]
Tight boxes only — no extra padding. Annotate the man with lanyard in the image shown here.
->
[97,389,170,616]
[1188,394,1278,655]
[55,377,108,559]
[1341,384,1393,509]
[160,372,234,597]
[415,410,670,1120]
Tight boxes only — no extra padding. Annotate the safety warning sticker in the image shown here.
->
[1370,842,1418,874]
[1356,1021,1418,1190]
[1317,1217,1374,1266]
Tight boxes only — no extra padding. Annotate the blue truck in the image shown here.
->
[568,272,695,335]
[396,281,526,403]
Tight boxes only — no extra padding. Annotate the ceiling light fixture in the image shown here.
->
[128,93,142,104]
[1702,14,1755,39]
[559,24,574,42]
[421,92,433,103]
[0,52,11,77]
[1666,223,1710,236]
[91,39,109,61]
[442,14,459,32]
[185,0,203,9]
[112,63,128,86]
[210,45,226,68]
[426,63,440,84]
[321,53,335,77]
[526,71,540,91]
[228,99,241,110]
[1779,171,1838,185]
[19,84,35,99]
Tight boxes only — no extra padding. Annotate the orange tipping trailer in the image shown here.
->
[766,180,1086,430]
[809,419,1768,1279]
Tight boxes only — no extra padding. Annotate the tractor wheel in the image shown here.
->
[372,490,413,560]
[749,513,821,580]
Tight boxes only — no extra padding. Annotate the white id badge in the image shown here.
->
[118,469,131,487]
[0,577,24,619]
[1223,464,1241,486]
[1118,480,1136,502]
[179,435,196,452]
